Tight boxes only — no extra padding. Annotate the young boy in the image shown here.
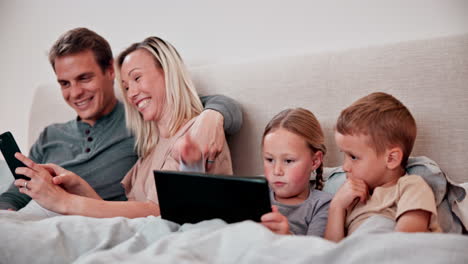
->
[325,92,441,242]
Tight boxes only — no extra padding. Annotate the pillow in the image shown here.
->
[322,166,346,194]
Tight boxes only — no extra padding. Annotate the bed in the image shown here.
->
[1,33,468,263]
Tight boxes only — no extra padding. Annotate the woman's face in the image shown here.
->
[120,48,167,122]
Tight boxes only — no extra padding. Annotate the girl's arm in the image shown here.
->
[395,209,431,232]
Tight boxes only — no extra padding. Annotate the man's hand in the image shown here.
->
[261,205,291,235]
[173,109,225,171]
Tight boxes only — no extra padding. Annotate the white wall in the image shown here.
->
[1,0,468,153]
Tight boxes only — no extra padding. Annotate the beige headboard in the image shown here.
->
[191,34,468,183]
[30,34,468,183]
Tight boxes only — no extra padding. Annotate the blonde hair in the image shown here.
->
[336,92,417,167]
[262,108,327,190]
[116,37,203,157]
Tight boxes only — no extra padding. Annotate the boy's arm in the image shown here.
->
[199,95,243,135]
[395,209,431,232]
[324,178,369,242]
[324,203,347,242]
[394,175,437,233]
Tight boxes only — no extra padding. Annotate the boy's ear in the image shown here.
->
[385,147,403,170]
[312,151,324,170]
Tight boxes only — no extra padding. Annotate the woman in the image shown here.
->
[14,36,233,218]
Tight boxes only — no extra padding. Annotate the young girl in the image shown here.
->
[260,108,332,236]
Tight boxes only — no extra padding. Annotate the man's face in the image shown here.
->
[54,50,116,126]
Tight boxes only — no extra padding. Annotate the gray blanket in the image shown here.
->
[1,211,467,264]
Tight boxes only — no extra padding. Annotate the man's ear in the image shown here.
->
[107,60,115,79]
[312,151,324,170]
[386,147,403,170]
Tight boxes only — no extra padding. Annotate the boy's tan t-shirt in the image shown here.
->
[346,174,442,235]
[121,117,233,204]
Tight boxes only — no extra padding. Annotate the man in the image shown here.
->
[0,27,242,210]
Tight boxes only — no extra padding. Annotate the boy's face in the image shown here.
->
[263,128,320,204]
[334,131,388,190]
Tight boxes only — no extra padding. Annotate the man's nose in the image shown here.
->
[69,83,84,98]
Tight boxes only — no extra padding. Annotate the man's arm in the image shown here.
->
[0,134,44,210]
[200,95,243,135]
[0,184,31,210]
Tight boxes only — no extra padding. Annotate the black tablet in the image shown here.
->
[154,170,272,224]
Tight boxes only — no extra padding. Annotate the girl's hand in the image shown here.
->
[261,205,291,235]
[13,153,71,213]
[331,178,369,210]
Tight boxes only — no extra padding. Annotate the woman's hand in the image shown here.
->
[186,109,225,171]
[13,153,72,214]
[261,205,291,235]
[41,163,101,199]
[173,133,205,173]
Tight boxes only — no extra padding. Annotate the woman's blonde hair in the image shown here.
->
[262,108,327,190]
[116,37,203,157]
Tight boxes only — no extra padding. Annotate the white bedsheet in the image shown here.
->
[1,211,467,264]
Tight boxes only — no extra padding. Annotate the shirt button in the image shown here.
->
[85,148,91,153]
[87,137,93,142]
[85,129,90,135]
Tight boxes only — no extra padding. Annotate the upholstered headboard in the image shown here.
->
[29,34,468,183]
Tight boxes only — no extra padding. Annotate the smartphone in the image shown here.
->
[0,131,29,180]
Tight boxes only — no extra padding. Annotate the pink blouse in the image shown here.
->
[121,117,233,204]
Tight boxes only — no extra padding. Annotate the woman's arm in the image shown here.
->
[14,153,160,218]
[63,195,159,218]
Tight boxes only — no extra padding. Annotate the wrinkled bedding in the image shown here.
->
[1,211,467,264]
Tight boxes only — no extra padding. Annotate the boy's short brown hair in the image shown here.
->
[336,92,416,167]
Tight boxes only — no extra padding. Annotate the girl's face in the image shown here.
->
[120,49,167,122]
[263,128,321,205]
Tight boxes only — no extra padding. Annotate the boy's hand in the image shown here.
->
[261,205,291,235]
[331,178,369,210]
